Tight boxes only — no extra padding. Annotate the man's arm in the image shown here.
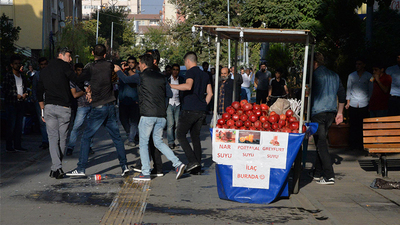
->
[205,83,213,104]
[166,81,173,98]
[71,88,85,98]
[345,75,352,109]
[170,78,193,91]
[336,79,346,125]
[114,65,140,84]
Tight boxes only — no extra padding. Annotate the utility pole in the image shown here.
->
[96,6,100,44]
[227,0,231,68]
[111,22,114,55]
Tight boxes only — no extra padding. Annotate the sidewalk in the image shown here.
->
[1,118,400,224]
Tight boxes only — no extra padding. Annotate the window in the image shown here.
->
[0,0,13,5]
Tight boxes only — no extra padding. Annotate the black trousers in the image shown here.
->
[176,110,206,169]
[348,106,369,150]
[311,112,336,179]
[136,133,163,173]
[256,89,268,104]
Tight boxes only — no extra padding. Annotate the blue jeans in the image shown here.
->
[67,106,92,149]
[241,87,251,102]
[139,116,182,175]
[77,103,127,172]
[166,104,180,144]
[34,101,48,143]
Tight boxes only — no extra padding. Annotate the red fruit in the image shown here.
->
[260,104,269,111]
[290,121,299,130]
[236,109,244,116]
[282,128,291,133]
[217,118,225,125]
[240,99,248,107]
[227,107,235,115]
[268,114,279,123]
[280,114,286,121]
[286,109,294,118]
[249,127,257,131]
[301,125,307,133]
[231,101,240,109]
[222,124,228,129]
[292,129,299,133]
[288,117,297,123]
[244,120,252,128]
[240,114,248,121]
[243,103,253,111]
[262,111,268,116]
[239,126,247,130]
[259,116,268,123]
[278,119,286,128]
[254,120,262,129]
[270,111,277,116]
[229,126,237,130]
[216,124,223,128]
[232,114,240,121]
[226,119,235,127]
[249,114,258,123]
[263,122,270,129]
[271,123,279,130]
[245,110,254,116]
[253,104,261,111]
[236,120,243,127]
[222,113,230,120]
[254,110,262,117]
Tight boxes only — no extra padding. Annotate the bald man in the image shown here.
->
[217,67,235,114]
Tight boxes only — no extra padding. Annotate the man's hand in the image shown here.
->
[17,94,22,99]
[114,64,122,72]
[335,113,343,125]
[345,102,349,109]
[85,86,92,103]
[22,93,28,99]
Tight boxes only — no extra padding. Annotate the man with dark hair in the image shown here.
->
[2,54,29,152]
[171,51,213,174]
[267,68,289,105]
[164,65,172,77]
[119,56,140,147]
[369,62,392,117]
[65,63,94,156]
[115,54,186,181]
[310,52,346,185]
[167,64,185,149]
[345,58,373,151]
[37,47,81,179]
[255,62,271,104]
[66,44,129,177]
[386,53,400,116]
[32,57,49,149]
[145,49,161,70]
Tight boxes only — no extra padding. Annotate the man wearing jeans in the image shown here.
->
[171,52,213,175]
[37,47,81,179]
[310,52,346,185]
[66,44,129,177]
[167,64,185,149]
[116,54,186,181]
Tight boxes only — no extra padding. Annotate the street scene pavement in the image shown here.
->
[1,115,400,225]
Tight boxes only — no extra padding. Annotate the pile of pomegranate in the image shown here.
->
[216,100,306,133]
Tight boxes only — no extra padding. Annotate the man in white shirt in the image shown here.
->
[345,58,373,151]
[167,64,185,149]
[240,67,251,102]
[386,53,400,116]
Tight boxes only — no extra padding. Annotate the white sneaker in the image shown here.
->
[316,177,335,185]
[66,169,86,176]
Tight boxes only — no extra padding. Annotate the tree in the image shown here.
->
[1,13,21,77]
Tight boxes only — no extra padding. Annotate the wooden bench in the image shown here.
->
[363,116,400,177]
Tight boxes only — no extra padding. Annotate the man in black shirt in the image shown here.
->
[37,47,80,179]
[267,68,289,105]
[171,52,213,174]
[66,44,129,177]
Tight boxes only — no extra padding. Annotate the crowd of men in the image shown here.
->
[3,46,400,184]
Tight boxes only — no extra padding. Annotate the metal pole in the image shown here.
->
[246,42,249,67]
[306,45,315,122]
[227,0,231,68]
[72,0,75,26]
[212,35,221,128]
[42,0,46,55]
[299,35,309,133]
[111,22,114,55]
[96,7,99,44]
[232,40,238,101]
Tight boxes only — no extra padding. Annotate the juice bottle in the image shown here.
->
[249,134,254,142]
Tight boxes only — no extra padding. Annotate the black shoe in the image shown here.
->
[150,170,164,177]
[51,168,65,179]
[89,147,95,154]
[186,162,200,172]
[121,165,130,176]
[66,148,73,156]
[168,144,175,149]
[15,147,28,152]
[190,169,204,175]
[6,148,16,153]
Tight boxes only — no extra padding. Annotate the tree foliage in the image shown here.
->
[1,13,21,76]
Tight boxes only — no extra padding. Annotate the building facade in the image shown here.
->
[82,0,141,19]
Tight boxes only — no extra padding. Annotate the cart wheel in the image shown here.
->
[377,157,382,175]
[382,155,388,177]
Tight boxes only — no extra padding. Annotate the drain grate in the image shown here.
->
[100,174,151,225]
